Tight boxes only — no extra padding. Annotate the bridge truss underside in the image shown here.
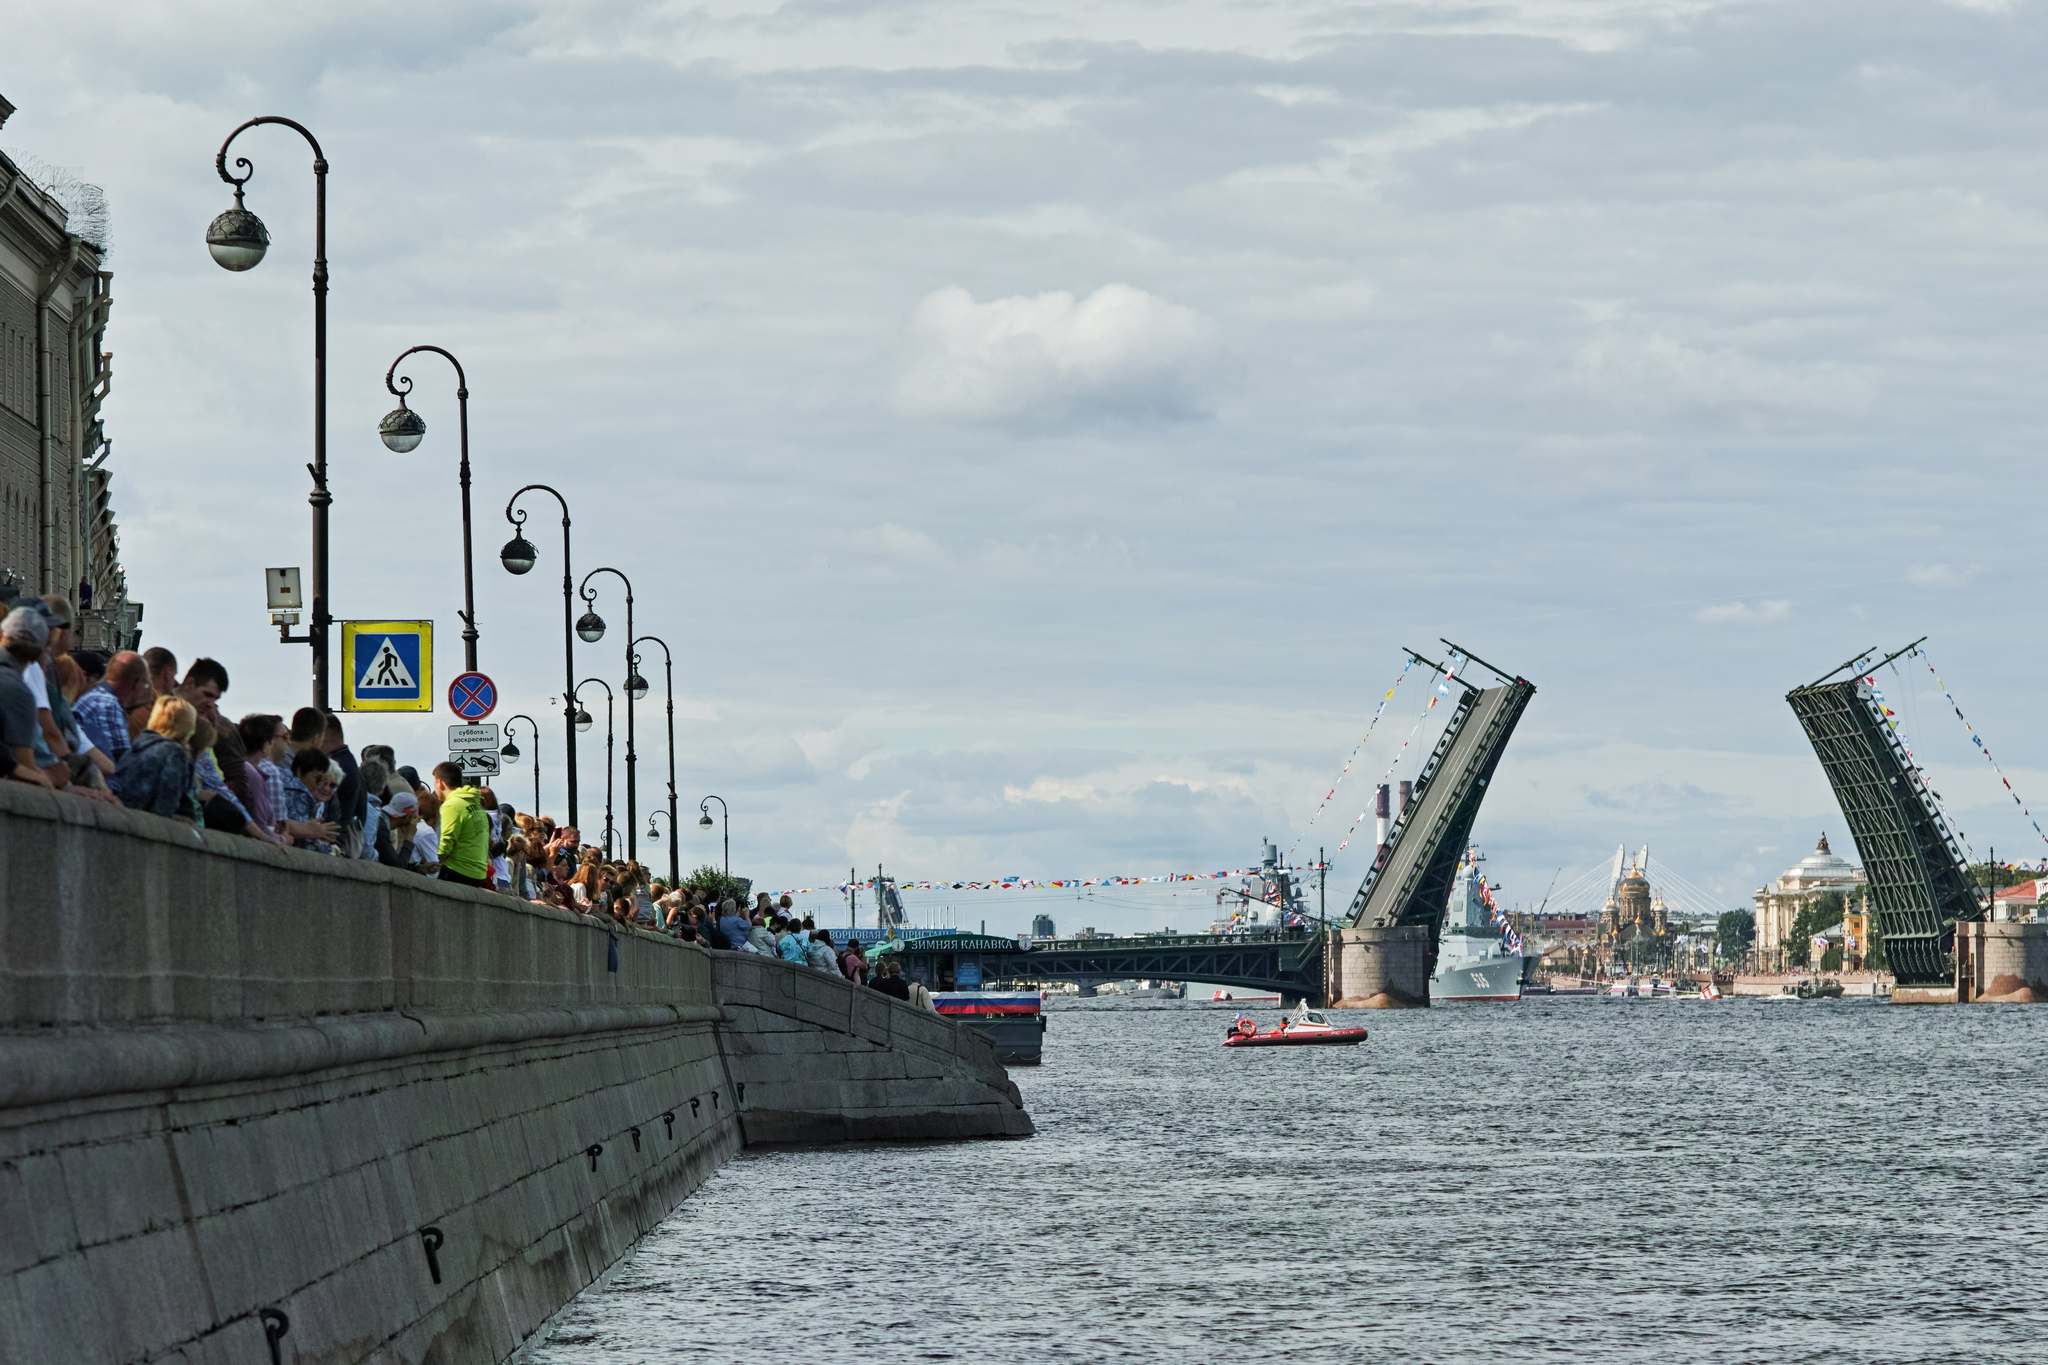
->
[1786,679,1979,985]
[1345,679,1536,936]
[992,934,1327,999]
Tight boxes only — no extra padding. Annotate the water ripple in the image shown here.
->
[525,996,2047,1364]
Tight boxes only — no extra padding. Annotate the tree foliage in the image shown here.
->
[1785,891,1846,968]
[1715,909,1756,961]
[680,864,749,906]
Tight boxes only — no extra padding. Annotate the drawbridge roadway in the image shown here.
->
[987,929,1328,1001]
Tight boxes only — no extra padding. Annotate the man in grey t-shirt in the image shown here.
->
[0,607,54,787]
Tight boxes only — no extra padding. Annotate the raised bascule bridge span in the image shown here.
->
[1784,639,2048,1003]
[989,643,1536,1008]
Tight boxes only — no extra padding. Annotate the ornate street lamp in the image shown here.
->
[633,634,678,885]
[700,794,728,879]
[503,485,578,828]
[380,345,480,671]
[501,713,539,815]
[578,568,638,862]
[574,677,615,857]
[208,116,331,706]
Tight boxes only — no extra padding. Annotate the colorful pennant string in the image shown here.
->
[1863,667,1974,861]
[1913,646,2048,852]
[776,865,1330,898]
[1336,653,1465,853]
[1284,657,1413,860]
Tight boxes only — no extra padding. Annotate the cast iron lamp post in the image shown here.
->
[574,569,639,862]
[573,678,614,857]
[502,485,577,827]
[645,810,674,882]
[699,794,728,878]
[379,345,479,671]
[500,713,539,815]
[207,116,331,707]
[632,634,678,885]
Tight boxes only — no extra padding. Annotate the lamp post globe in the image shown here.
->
[377,402,426,453]
[698,812,714,828]
[624,672,649,703]
[499,532,537,575]
[205,195,270,271]
[576,610,605,643]
[500,739,521,764]
[646,818,661,843]
[574,707,594,734]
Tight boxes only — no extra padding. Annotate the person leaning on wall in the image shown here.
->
[431,762,492,889]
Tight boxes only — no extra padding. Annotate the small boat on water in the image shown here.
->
[1211,989,1281,1003]
[1699,979,1723,1001]
[1221,1004,1368,1048]
[1608,979,1629,998]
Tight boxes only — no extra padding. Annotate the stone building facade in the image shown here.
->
[0,93,140,648]
[1752,834,1866,971]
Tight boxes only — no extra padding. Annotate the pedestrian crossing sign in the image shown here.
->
[340,621,433,712]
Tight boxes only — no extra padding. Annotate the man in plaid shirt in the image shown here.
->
[240,713,291,838]
[72,651,153,792]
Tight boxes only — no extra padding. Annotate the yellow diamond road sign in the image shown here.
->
[341,621,432,712]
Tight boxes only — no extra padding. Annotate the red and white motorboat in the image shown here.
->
[1221,1004,1368,1048]
[1700,979,1723,1001]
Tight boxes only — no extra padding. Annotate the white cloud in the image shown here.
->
[892,284,1222,424]
[1908,563,1974,589]
[1697,600,1792,625]
[848,522,950,568]
[18,0,2048,934]
[1572,329,1875,416]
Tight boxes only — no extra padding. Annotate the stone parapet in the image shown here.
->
[0,782,1031,1364]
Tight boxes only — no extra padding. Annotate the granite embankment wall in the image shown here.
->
[0,782,1031,1365]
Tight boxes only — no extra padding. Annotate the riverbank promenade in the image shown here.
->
[0,780,1030,1365]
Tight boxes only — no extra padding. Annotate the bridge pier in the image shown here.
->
[1957,921,2048,1003]
[1328,926,1431,1009]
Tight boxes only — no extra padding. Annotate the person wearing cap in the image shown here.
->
[12,598,70,783]
[37,597,101,783]
[0,607,55,787]
[383,788,422,862]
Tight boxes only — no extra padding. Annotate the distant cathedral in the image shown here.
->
[1600,849,1671,948]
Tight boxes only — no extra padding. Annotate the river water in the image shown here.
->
[526,995,2044,1363]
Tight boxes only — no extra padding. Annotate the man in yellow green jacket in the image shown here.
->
[432,762,491,888]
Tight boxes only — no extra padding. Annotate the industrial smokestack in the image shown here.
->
[1375,784,1390,861]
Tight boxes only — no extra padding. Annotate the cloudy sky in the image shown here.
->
[8,0,2048,932]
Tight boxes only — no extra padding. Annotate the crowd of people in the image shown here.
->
[0,592,936,1009]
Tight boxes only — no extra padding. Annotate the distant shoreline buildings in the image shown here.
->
[1753,833,1866,972]
[0,92,140,648]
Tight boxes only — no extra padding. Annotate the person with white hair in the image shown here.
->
[0,607,55,787]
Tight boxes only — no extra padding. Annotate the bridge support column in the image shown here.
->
[1958,921,2048,1003]
[1328,926,1430,1009]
